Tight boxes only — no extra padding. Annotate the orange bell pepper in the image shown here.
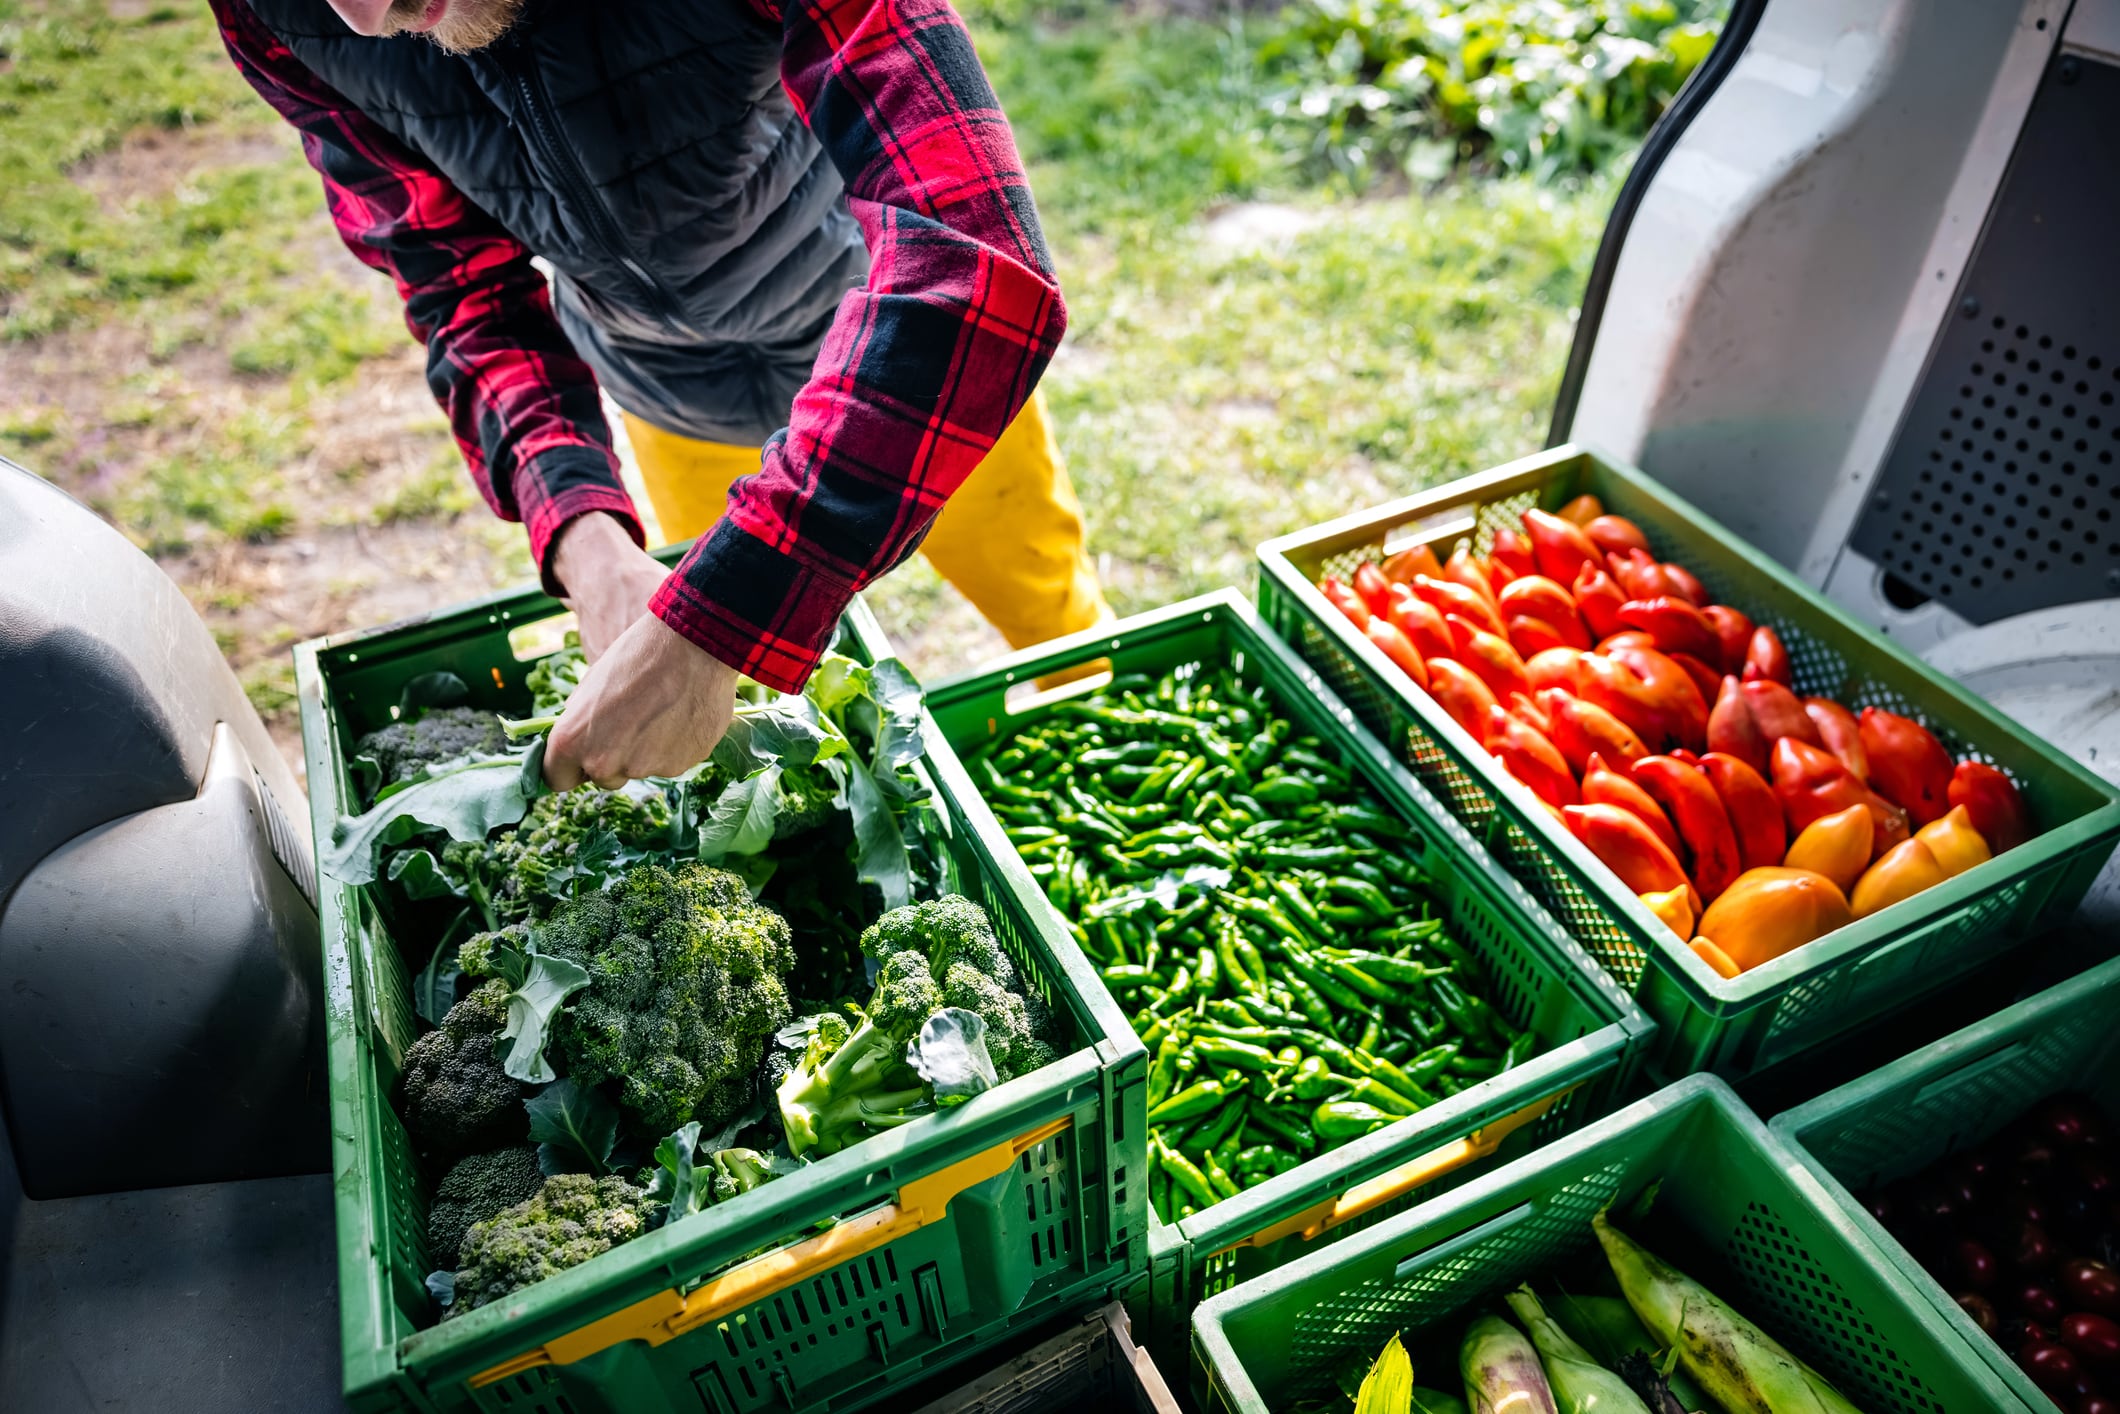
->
[1632,754,1743,901]
[1638,885,1694,941]
[1781,803,1873,894]
[1850,837,1949,919]
[1695,866,1854,971]
[1584,644,1709,753]
[1541,688,1650,774]
[1490,527,1538,580]
[1738,679,1821,749]
[1444,546,1500,609]
[1859,707,1955,826]
[1380,543,1443,585]
[1557,493,1604,526]
[1617,596,1722,663]
[1571,562,1629,641]
[1948,761,2030,853]
[1582,750,1681,857]
[1385,585,1455,661]
[1498,574,1586,634]
[1702,605,1753,675]
[1706,675,1768,776]
[1563,803,1688,894]
[1426,657,1501,743]
[1319,576,1371,629]
[1411,574,1508,639]
[1802,697,1868,781]
[1446,615,1531,700]
[1689,936,1743,979]
[1524,647,1587,696]
[1741,624,1792,686]
[1585,514,1652,556]
[1487,705,1578,809]
[1523,507,1603,586]
[1700,751,1786,873]
[1915,804,1991,878]
[1770,738,1910,859]
[1661,562,1708,607]
[1364,618,1428,690]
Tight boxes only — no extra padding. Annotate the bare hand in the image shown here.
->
[544,613,739,790]
[550,512,669,661]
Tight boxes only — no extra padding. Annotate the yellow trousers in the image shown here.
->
[624,390,1109,652]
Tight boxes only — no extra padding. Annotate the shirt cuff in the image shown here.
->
[649,518,855,694]
[519,446,646,598]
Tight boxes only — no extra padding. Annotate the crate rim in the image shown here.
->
[296,586,1146,1400]
[924,588,1653,1286]
[1255,441,2120,1017]
[1770,953,2120,1411]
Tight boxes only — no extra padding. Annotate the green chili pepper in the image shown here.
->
[1147,1077,1238,1125]
[1254,845,1362,869]
[1361,1055,1438,1111]
[1194,1036,1284,1074]
[1204,1152,1242,1201]
[1233,1145,1300,1180]
[1100,965,1159,992]
[1245,1097,1318,1152]
[1162,756,1208,801]
[1147,1035,1182,1109]
[1291,1057,1349,1101]
[1192,1092,1249,1155]
[1312,1100,1399,1142]
[1251,776,1319,806]
[1155,1135,1218,1210]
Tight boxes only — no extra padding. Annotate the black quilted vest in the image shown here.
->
[245,0,869,444]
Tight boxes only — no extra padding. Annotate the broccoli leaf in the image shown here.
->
[322,754,537,885]
[497,949,591,1084]
[525,1077,621,1177]
[425,1270,456,1310]
[399,671,471,714]
[412,917,468,1027]
[644,1120,709,1225]
[866,658,926,771]
[842,756,910,909]
[386,847,467,902]
[347,753,383,806]
[697,764,783,862]
[906,1007,999,1107]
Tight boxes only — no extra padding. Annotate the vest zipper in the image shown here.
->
[504,49,685,328]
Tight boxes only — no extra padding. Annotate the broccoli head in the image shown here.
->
[441,784,674,928]
[525,634,587,717]
[448,1172,655,1317]
[479,862,795,1137]
[771,761,842,839]
[355,706,508,789]
[397,982,524,1161]
[775,950,940,1157]
[860,894,1020,991]
[427,1147,543,1269]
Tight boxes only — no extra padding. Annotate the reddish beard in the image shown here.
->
[381,0,524,53]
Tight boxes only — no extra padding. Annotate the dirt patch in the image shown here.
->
[1200,201,1331,252]
[71,125,298,214]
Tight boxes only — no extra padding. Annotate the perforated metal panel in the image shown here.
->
[1853,49,2120,622]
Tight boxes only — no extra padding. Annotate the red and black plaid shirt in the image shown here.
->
[214,0,1065,692]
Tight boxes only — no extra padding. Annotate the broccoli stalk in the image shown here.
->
[776,953,942,1156]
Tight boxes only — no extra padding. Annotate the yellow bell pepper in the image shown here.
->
[1638,886,1694,942]
[1915,804,1991,879]
[1694,866,1854,972]
[1689,936,1742,979]
[1781,803,1872,894]
[1850,837,1949,919]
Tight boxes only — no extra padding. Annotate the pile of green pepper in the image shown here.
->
[967,660,1536,1225]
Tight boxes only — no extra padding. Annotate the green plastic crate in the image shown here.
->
[1193,1075,2024,1414]
[921,589,1653,1368]
[1773,954,2120,1413]
[294,579,1148,1414]
[1257,442,2120,1081]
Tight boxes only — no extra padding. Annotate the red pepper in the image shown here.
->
[1948,761,2030,853]
[1319,576,1370,629]
[1596,631,1659,653]
[1412,574,1507,639]
[1700,751,1786,872]
[1583,643,1709,753]
[1707,674,1768,776]
[1571,563,1629,641]
[1858,707,1955,826]
[1607,547,1665,601]
[1632,754,1743,901]
[1487,706,1578,809]
[1426,657,1500,743]
[1742,624,1792,686]
[1557,493,1604,526]
[1445,614,1531,700]
[1506,614,1583,660]
[1505,690,1553,736]
[1490,527,1538,580]
[1563,802,1688,894]
[1385,585,1454,661]
[1523,507,1603,586]
[1617,596,1723,662]
[1702,605,1753,675]
[1443,546,1500,609]
[1497,574,1584,631]
[1802,697,1868,781]
[1738,679,1822,748]
[1524,647,1587,696]
[1380,543,1442,585]
[1364,618,1428,690]
[1660,561,1708,606]
[1585,514,1651,555]
[1540,687,1650,774]
[1582,750,1682,857]
[1771,737,1910,859]
[1667,653,1724,711]
[1352,560,1394,616]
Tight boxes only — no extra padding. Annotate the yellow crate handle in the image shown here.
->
[471,1117,1071,1388]
[1225,1091,1563,1253]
